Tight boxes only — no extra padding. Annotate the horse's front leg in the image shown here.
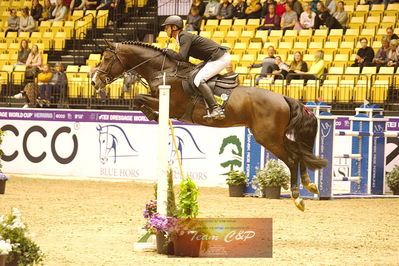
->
[133,94,160,122]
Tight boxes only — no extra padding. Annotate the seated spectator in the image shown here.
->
[260,0,276,18]
[31,0,43,21]
[295,50,325,81]
[203,0,220,19]
[325,0,336,14]
[248,46,278,85]
[364,0,382,10]
[373,36,391,67]
[16,39,31,65]
[186,7,202,32]
[287,51,308,82]
[287,0,303,17]
[71,0,86,10]
[257,4,280,31]
[271,56,290,79]
[19,8,36,32]
[6,9,19,34]
[38,64,53,106]
[96,0,112,10]
[333,1,348,27]
[276,0,287,17]
[85,0,100,10]
[310,0,319,12]
[245,0,262,19]
[386,26,399,40]
[25,44,43,80]
[39,0,55,21]
[296,2,316,30]
[281,3,297,31]
[233,0,248,19]
[314,1,342,29]
[352,38,375,68]
[386,39,399,68]
[51,63,68,105]
[217,0,233,20]
[191,0,206,17]
[51,0,68,21]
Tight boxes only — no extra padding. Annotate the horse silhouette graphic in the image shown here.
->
[219,135,243,173]
[97,124,138,164]
[169,126,205,165]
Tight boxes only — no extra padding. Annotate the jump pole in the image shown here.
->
[157,73,170,216]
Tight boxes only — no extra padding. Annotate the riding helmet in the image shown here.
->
[161,15,183,29]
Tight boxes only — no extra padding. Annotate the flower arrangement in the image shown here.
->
[0,208,44,265]
[0,239,12,255]
[225,170,248,186]
[387,165,399,194]
[251,159,290,194]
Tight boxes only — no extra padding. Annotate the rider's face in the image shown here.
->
[165,25,172,37]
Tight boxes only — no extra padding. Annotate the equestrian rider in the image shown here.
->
[161,15,231,120]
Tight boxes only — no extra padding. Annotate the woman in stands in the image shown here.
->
[333,1,348,27]
[31,0,43,21]
[373,35,391,68]
[39,0,55,21]
[245,0,262,18]
[314,1,342,29]
[233,0,248,19]
[257,4,281,32]
[25,44,43,81]
[191,0,206,17]
[287,51,308,82]
[19,8,36,32]
[51,0,67,21]
[294,50,325,81]
[386,39,399,68]
[386,27,399,40]
[16,39,31,65]
[280,2,298,31]
[297,1,316,30]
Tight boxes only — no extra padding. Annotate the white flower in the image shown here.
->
[11,208,22,218]
[0,239,13,255]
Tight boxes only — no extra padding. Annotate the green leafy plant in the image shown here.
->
[387,165,399,191]
[177,175,199,218]
[0,208,44,265]
[225,170,248,186]
[251,159,290,193]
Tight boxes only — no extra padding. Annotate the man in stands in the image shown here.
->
[352,38,375,69]
[248,46,278,85]
[6,9,19,34]
[162,16,231,120]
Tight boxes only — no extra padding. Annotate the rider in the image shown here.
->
[161,15,230,120]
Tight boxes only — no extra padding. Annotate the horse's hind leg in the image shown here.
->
[300,162,319,194]
[287,160,305,212]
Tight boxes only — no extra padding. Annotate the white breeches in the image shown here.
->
[193,52,231,87]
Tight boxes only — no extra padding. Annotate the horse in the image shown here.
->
[91,40,328,211]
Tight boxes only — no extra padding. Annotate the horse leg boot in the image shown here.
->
[140,105,159,122]
[300,162,319,194]
[198,80,225,120]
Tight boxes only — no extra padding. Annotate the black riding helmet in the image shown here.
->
[161,15,183,29]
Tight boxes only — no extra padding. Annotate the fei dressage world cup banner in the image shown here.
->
[0,108,245,187]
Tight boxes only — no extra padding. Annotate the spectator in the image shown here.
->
[233,0,248,19]
[276,0,287,17]
[85,0,99,10]
[16,39,31,65]
[314,1,342,29]
[71,0,86,10]
[287,51,308,82]
[287,0,303,17]
[37,64,53,107]
[19,8,36,32]
[281,3,297,31]
[96,0,112,10]
[325,0,336,14]
[260,0,276,18]
[63,0,73,8]
[245,0,262,19]
[333,1,348,27]
[271,56,290,79]
[108,0,126,26]
[51,0,67,21]
[51,62,68,105]
[191,0,206,17]
[386,26,399,40]
[186,7,202,31]
[352,38,375,68]
[6,9,19,34]
[39,0,55,21]
[25,44,43,80]
[296,2,316,30]
[203,0,220,19]
[248,46,278,85]
[364,0,382,10]
[295,50,325,81]
[217,0,233,20]
[257,4,280,31]
[373,35,391,67]
[310,0,319,12]
[386,39,399,68]
[31,0,43,21]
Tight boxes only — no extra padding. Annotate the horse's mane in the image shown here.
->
[119,41,196,69]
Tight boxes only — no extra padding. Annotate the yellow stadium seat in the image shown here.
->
[220,42,232,49]
[348,16,365,30]
[7,42,19,53]
[364,16,381,29]
[286,79,304,100]
[1,64,13,74]
[157,31,168,44]
[229,54,241,68]
[39,21,51,33]
[324,41,339,55]
[199,31,212,39]
[343,29,360,42]
[371,80,389,103]
[233,19,246,31]
[333,54,350,67]
[212,31,226,43]
[240,30,255,44]
[385,3,399,16]
[377,67,394,81]
[225,30,240,43]
[246,19,261,31]
[344,67,360,81]
[360,28,376,38]
[303,53,315,64]
[268,30,283,42]
[246,42,262,54]
[312,29,328,42]
[262,42,278,53]
[219,19,232,31]
[249,67,261,75]
[319,82,336,102]
[97,10,109,28]
[362,67,377,76]
[380,16,396,28]
[232,42,248,56]
[327,66,344,80]
[283,30,297,42]
[254,30,268,42]
[87,54,101,67]
[235,66,249,75]
[297,29,312,42]
[337,80,355,102]
[278,41,293,53]
[12,64,26,84]
[241,54,256,66]
[72,10,84,20]
[340,41,355,54]
[307,42,323,54]
[327,29,344,42]
[54,32,66,50]
[203,19,218,31]
[354,80,369,102]
[293,42,307,53]
[258,78,273,90]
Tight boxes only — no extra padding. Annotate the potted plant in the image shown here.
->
[225,170,248,197]
[387,165,399,195]
[0,208,44,265]
[0,238,12,266]
[251,159,290,199]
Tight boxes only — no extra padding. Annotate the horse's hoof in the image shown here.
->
[304,183,319,194]
[294,197,305,212]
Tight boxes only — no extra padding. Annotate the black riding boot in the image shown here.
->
[198,80,225,120]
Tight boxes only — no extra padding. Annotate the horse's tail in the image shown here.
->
[283,96,328,170]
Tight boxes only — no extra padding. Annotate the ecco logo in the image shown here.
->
[1,125,78,164]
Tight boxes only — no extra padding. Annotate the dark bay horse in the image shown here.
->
[91,41,328,211]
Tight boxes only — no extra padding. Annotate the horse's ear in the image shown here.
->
[104,39,115,49]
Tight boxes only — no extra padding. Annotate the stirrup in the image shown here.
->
[203,107,225,120]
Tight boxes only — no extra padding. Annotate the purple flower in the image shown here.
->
[145,214,177,234]
[143,200,157,219]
